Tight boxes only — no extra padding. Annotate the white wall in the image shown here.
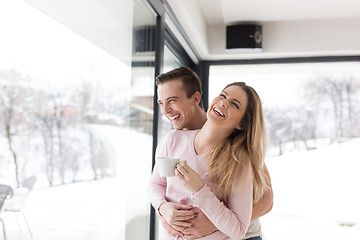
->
[207,17,360,60]
[26,0,360,61]
[167,0,360,60]
[26,0,134,65]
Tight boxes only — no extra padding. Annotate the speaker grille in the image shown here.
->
[226,24,262,50]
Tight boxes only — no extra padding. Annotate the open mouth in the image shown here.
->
[169,114,180,121]
[213,107,225,118]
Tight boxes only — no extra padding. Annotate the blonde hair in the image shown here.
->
[207,82,268,203]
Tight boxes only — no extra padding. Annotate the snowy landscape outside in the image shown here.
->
[1,126,359,240]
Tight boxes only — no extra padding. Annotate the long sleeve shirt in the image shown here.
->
[148,129,253,240]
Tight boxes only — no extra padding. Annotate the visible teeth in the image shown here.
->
[169,114,180,120]
[214,107,224,117]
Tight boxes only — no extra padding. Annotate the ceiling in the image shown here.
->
[25,0,360,62]
[166,0,360,61]
[198,0,360,24]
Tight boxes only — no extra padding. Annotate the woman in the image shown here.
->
[148,82,268,239]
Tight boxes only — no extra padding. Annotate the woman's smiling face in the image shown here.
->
[208,85,248,131]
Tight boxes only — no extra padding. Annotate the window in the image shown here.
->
[0,0,156,239]
[155,46,183,140]
[209,62,360,239]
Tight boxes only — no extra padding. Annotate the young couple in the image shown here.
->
[148,67,273,239]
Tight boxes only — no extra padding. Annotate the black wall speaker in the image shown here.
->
[226,24,262,50]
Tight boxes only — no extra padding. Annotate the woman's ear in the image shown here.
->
[236,123,245,130]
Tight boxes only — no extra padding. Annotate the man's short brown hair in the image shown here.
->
[156,66,204,109]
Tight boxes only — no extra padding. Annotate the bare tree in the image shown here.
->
[39,114,56,186]
[34,90,79,185]
[265,108,292,155]
[78,79,99,179]
[72,59,121,180]
[34,92,57,186]
[343,76,360,137]
[305,75,360,141]
[289,106,317,150]
[0,70,33,186]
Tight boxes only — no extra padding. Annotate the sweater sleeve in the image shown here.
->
[148,165,167,210]
[147,130,174,210]
[190,174,253,240]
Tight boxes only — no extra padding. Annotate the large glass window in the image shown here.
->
[156,46,182,140]
[0,0,156,239]
[209,63,360,239]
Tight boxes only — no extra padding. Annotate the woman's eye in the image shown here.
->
[232,102,239,109]
[219,94,226,98]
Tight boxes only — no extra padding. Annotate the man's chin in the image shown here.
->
[172,122,185,130]
[173,125,183,130]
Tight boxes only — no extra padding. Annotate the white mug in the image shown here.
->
[156,156,180,177]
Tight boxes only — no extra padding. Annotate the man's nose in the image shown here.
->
[163,103,171,113]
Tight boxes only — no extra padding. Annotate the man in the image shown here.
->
[155,66,273,240]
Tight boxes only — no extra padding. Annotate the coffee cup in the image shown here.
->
[156,156,180,177]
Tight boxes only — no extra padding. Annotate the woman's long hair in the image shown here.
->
[207,82,268,203]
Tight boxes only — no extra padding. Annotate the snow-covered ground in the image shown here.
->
[2,177,128,240]
[261,138,360,239]
[1,126,359,240]
[1,124,153,240]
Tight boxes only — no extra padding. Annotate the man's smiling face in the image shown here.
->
[157,79,198,130]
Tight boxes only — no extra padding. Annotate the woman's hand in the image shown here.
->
[158,202,195,232]
[182,208,218,239]
[176,160,204,194]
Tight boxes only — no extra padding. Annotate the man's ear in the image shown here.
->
[193,92,201,106]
